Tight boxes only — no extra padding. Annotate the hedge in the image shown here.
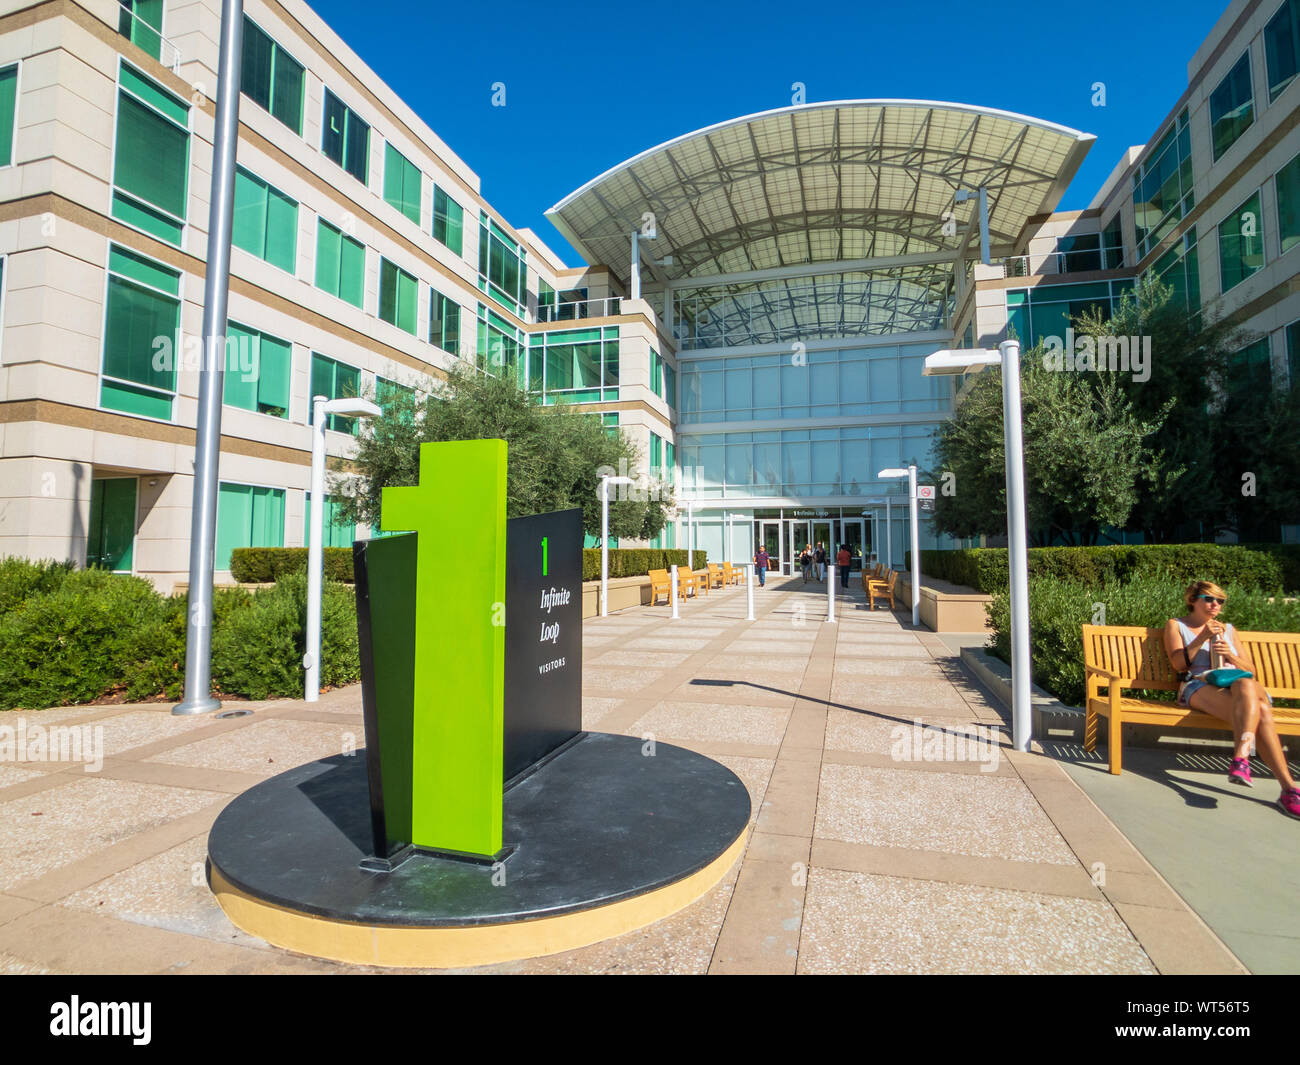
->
[230,547,355,584]
[985,574,1300,708]
[581,548,708,582]
[905,544,1291,595]
[0,558,359,710]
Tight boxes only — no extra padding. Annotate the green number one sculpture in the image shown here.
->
[379,439,507,858]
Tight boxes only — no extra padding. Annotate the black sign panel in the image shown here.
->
[503,508,583,781]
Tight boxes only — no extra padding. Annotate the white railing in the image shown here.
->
[537,296,623,322]
[995,249,1126,278]
[120,7,182,74]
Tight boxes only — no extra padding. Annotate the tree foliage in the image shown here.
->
[337,365,672,540]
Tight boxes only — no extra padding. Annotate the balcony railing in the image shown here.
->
[995,248,1127,278]
[536,296,622,322]
[118,5,182,74]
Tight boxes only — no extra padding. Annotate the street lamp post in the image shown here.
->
[878,466,919,627]
[600,474,634,617]
[306,395,381,702]
[686,501,695,572]
[923,341,1031,752]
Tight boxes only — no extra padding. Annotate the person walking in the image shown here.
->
[799,544,812,583]
[754,545,770,587]
[837,544,852,589]
[814,543,826,582]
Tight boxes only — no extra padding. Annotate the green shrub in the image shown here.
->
[581,548,708,581]
[210,573,359,700]
[986,575,1300,708]
[0,569,179,710]
[229,547,354,584]
[910,544,1289,595]
[0,557,75,616]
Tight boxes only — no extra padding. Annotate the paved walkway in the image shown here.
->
[0,575,1245,973]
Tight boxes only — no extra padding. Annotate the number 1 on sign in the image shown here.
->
[541,537,548,577]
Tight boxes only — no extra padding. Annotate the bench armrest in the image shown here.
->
[1084,664,1127,682]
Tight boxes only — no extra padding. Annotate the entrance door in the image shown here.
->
[87,477,138,572]
[841,518,866,572]
[759,520,781,574]
[811,520,833,570]
[787,519,810,576]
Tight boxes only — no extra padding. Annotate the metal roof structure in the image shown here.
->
[546,100,1094,346]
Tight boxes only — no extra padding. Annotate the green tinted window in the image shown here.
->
[430,289,460,353]
[383,143,421,224]
[241,17,304,135]
[1266,0,1300,101]
[432,185,463,255]
[310,352,361,433]
[1210,52,1255,161]
[1277,151,1300,255]
[216,483,285,570]
[118,0,163,61]
[305,493,355,550]
[1229,339,1273,397]
[314,218,365,307]
[101,245,180,419]
[478,214,525,310]
[322,89,368,184]
[1219,190,1265,292]
[379,258,418,334]
[113,68,189,246]
[233,167,297,272]
[223,322,291,417]
[0,64,17,167]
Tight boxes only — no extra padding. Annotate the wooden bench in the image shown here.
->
[706,563,724,589]
[681,569,706,597]
[648,568,672,606]
[722,562,738,586]
[863,568,897,610]
[1082,625,1300,775]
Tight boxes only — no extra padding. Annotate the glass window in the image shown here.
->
[1152,229,1201,314]
[240,17,304,135]
[118,0,163,60]
[314,219,365,308]
[0,64,17,167]
[1266,0,1300,101]
[430,289,460,354]
[432,185,464,256]
[1219,190,1265,292]
[223,323,291,417]
[1229,338,1273,397]
[1277,151,1300,255]
[1210,52,1255,162]
[379,258,418,335]
[1057,232,1101,272]
[1287,320,1300,384]
[322,88,369,184]
[1101,215,1124,269]
[232,167,297,272]
[100,245,180,420]
[310,353,361,434]
[1132,110,1193,260]
[477,214,526,310]
[87,476,137,571]
[383,143,421,225]
[216,482,284,571]
[112,65,189,246]
[305,493,355,549]
[476,306,524,385]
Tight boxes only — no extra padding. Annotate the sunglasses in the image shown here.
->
[1196,595,1225,606]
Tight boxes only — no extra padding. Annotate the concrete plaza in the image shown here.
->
[0,576,1248,974]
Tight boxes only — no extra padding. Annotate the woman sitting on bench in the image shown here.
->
[1164,580,1300,819]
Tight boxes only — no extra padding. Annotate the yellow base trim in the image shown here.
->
[210,829,747,969]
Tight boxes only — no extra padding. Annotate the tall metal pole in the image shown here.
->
[305,397,327,702]
[600,478,610,618]
[687,501,694,571]
[174,0,243,715]
[908,464,920,628]
[1000,339,1032,752]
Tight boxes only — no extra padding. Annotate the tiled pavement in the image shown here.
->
[0,575,1246,974]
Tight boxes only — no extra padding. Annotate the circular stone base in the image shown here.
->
[207,732,750,968]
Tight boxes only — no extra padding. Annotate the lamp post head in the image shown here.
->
[320,397,383,419]
[922,349,1002,376]
[878,468,909,479]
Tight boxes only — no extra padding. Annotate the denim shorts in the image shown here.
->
[1179,675,1272,708]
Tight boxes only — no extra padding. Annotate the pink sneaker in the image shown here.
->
[1278,789,1300,820]
[1228,758,1253,787]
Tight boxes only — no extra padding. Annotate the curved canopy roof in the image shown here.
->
[546,100,1094,292]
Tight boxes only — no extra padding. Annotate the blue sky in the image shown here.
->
[309,0,1232,264]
